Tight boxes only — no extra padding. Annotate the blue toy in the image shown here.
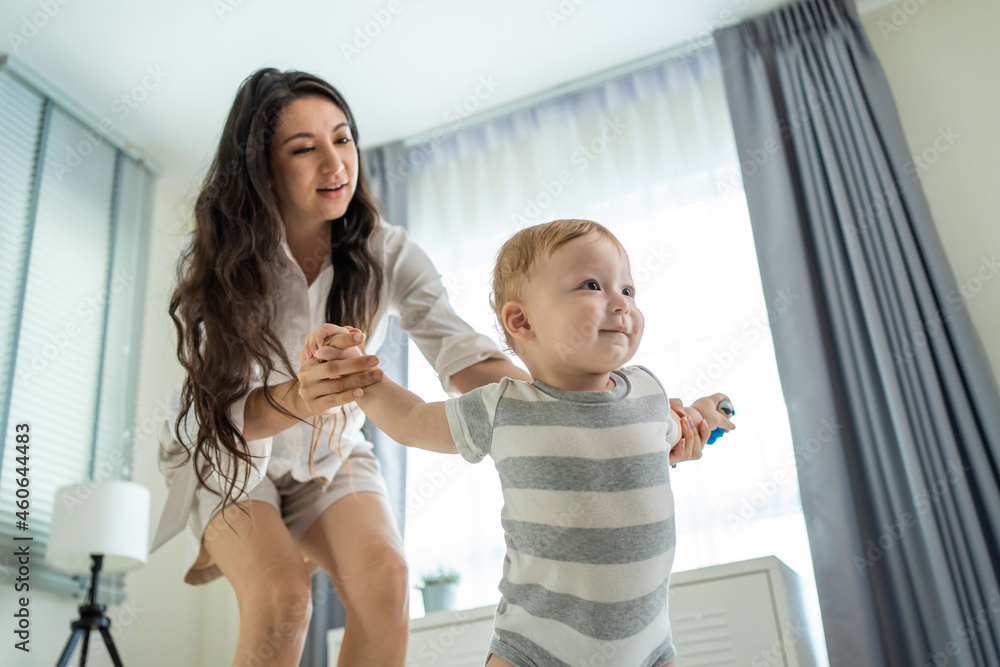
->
[706,399,736,445]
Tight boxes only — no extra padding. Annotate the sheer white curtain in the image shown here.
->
[402,48,821,629]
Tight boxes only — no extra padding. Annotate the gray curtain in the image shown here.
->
[301,141,410,667]
[714,1,1000,666]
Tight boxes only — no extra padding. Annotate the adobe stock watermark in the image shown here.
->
[717,86,833,201]
[579,638,630,667]
[545,0,593,31]
[833,128,958,241]
[680,287,800,399]
[440,274,470,301]
[922,589,1000,667]
[405,459,459,514]
[853,460,969,576]
[6,0,74,54]
[444,77,502,125]
[876,0,934,40]
[550,244,672,364]
[893,254,1000,368]
[727,415,842,532]
[903,127,960,181]
[510,115,629,228]
[844,180,906,241]
[517,493,617,566]
[749,620,809,666]
[384,75,503,191]
[51,66,169,181]
[133,396,173,448]
[340,0,407,63]
[103,596,145,641]
[674,0,752,63]
[58,451,129,515]
[242,603,311,667]
[632,245,672,289]
[16,269,136,382]
[413,609,485,663]
[213,0,250,21]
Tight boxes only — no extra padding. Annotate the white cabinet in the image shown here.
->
[328,556,822,666]
[669,556,821,666]
[327,604,495,667]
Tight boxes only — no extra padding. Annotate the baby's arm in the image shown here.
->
[308,327,458,454]
[355,377,458,454]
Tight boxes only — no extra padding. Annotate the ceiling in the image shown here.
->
[2,0,891,195]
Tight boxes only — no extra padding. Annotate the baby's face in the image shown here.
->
[517,233,644,379]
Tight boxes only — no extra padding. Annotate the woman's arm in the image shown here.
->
[241,379,308,442]
[242,328,383,441]
[449,357,530,393]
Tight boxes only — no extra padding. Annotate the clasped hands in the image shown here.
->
[296,324,379,416]
[297,323,734,464]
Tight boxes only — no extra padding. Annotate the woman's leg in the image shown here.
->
[298,491,409,666]
[203,501,313,667]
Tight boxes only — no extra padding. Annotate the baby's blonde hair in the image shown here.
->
[491,219,621,350]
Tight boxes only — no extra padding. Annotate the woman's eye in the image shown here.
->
[336,136,353,144]
[293,147,314,155]
[583,280,600,291]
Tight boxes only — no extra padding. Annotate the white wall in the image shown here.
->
[860,0,1000,385]
[119,180,240,666]
[115,181,221,666]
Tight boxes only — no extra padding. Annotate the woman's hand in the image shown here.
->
[668,398,711,465]
[297,323,382,416]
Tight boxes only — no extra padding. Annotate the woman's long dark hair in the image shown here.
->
[168,68,384,510]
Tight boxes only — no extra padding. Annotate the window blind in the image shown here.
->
[0,60,155,599]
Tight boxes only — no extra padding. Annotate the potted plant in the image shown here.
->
[417,568,460,613]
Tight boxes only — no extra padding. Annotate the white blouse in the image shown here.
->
[151,221,504,551]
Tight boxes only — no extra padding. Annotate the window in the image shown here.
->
[0,58,155,597]
[400,47,823,628]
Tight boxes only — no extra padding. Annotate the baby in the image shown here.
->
[310,219,734,666]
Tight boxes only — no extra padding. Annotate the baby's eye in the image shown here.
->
[582,280,600,291]
[622,286,635,298]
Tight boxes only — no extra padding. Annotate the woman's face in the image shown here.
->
[268,95,358,230]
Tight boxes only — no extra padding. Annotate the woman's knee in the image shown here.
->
[370,546,409,599]
[335,545,408,613]
[240,570,314,632]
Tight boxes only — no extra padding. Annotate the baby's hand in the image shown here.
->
[668,398,711,464]
[322,330,364,360]
[302,323,365,361]
[691,393,736,433]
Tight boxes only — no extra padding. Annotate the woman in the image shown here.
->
[152,68,709,666]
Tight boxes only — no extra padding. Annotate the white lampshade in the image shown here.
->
[46,480,150,575]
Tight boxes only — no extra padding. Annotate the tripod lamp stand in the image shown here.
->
[45,480,150,667]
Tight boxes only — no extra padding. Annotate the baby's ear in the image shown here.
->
[501,301,534,342]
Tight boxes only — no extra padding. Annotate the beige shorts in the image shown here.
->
[185,447,390,585]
